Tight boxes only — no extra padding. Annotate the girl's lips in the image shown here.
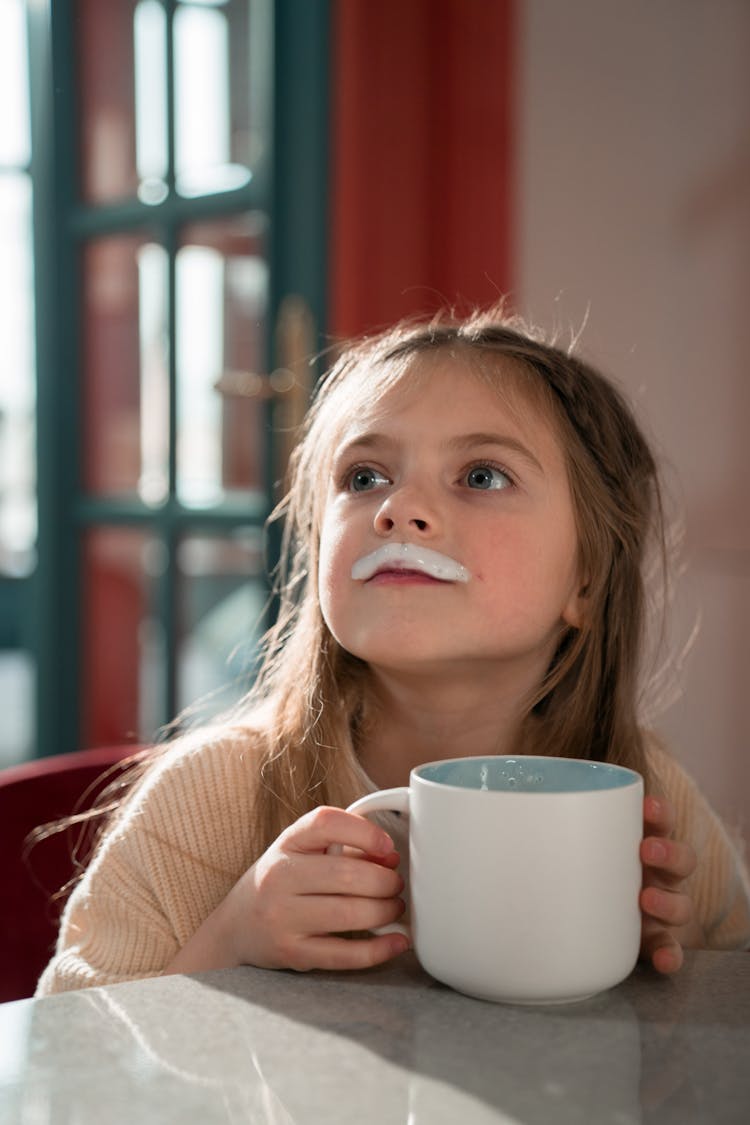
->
[351,543,470,583]
[366,568,447,586]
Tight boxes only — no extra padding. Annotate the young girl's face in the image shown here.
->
[317,353,585,689]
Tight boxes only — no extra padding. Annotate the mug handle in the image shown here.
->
[328,787,411,939]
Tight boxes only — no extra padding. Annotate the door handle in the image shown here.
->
[212,294,316,491]
[273,295,316,487]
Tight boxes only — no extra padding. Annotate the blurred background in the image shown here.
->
[1,0,747,843]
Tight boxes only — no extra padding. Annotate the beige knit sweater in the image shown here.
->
[36,728,750,995]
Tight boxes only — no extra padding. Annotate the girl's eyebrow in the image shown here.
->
[447,432,544,473]
[334,432,396,459]
[335,431,544,473]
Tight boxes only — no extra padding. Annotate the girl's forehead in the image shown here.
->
[330,349,560,443]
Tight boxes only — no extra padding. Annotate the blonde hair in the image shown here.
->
[42,305,667,873]
[237,305,665,848]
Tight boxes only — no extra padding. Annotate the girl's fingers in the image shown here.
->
[641,836,697,883]
[360,850,402,869]
[641,925,684,975]
[640,885,694,928]
[642,795,678,840]
[291,931,410,973]
[265,851,404,900]
[282,806,396,859]
[640,795,701,975]
[288,893,407,938]
[317,854,405,899]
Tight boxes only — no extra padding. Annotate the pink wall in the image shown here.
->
[516,0,750,842]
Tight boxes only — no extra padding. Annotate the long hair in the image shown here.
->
[39,305,667,872]
[245,306,665,844]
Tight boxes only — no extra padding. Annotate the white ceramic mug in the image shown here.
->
[346,756,644,1005]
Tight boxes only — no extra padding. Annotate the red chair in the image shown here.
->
[0,745,143,1002]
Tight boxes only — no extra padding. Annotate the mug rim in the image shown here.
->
[411,754,643,795]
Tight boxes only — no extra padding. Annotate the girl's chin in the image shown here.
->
[349,649,491,678]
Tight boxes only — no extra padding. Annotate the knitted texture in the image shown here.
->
[648,741,750,951]
[36,730,750,995]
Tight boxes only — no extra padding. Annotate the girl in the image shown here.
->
[37,308,750,994]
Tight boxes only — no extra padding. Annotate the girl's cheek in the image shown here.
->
[317,537,348,616]
[317,553,335,607]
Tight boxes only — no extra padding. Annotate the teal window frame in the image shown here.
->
[27,0,329,758]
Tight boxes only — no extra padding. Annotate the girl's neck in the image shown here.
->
[356,664,537,789]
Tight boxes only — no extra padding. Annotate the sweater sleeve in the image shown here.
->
[647,741,750,951]
[36,728,262,995]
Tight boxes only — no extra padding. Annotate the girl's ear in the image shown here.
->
[562,582,589,630]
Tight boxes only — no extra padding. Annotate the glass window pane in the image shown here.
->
[0,1,34,767]
[0,0,31,167]
[81,527,165,747]
[78,0,168,205]
[176,213,269,505]
[176,530,266,717]
[174,0,269,198]
[0,646,34,768]
[134,0,169,205]
[82,235,169,502]
[0,173,36,575]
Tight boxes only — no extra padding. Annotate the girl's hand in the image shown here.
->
[204,807,409,973]
[639,795,703,973]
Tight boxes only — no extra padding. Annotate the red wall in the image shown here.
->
[329,0,515,338]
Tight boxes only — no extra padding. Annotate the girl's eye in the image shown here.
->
[465,464,512,491]
[348,466,390,492]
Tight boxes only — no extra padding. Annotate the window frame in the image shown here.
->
[27,0,329,757]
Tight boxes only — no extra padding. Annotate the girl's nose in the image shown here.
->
[373,486,439,536]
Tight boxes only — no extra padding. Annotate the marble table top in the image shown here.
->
[1,951,748,1123]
